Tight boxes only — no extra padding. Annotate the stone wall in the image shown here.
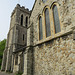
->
[33,33,75,75]
[23,47,33,75]
[16,25,27,46]
[29,0,75,75]
[12,4,31,73]
[30,0,75,45]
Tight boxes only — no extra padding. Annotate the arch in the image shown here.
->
[39,16,43,40]
[42,5,50,14]
[50,1,59,8]
[44,8,51,37]
[52,3,61,33]
[25,16,28,28]
[21,15,23,26]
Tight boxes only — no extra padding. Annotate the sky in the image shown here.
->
[0,0,35,41]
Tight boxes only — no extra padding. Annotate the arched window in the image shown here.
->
[39,16,43,40]
[53,5,61,33]
[21,15,23,26]
[26,17,28,27]
[45,8,51,37]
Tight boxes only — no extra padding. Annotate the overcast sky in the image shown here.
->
[0,0,35,41]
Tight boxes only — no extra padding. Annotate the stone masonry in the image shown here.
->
[1,4,30,72]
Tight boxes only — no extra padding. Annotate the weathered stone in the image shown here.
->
[1,0,75,75]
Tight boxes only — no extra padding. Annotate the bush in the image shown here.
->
[6,70,13,73]
[16,71,23,75]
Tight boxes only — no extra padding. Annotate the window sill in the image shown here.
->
[37,29,73,45]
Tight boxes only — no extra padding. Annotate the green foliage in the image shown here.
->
[6,70,13,73]
[16,71,23,75]
[0,39,6,69]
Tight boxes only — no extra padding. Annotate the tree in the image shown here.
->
[0,39,6,69]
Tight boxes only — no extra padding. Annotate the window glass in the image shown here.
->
[53,5,61,33]
[45,8,51,37]
[39,16,43,40]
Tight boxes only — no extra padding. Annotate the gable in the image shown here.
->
[30,0,43,20]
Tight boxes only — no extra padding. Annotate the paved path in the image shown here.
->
[0,71,15,75]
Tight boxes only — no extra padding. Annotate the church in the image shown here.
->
[1,0,75,75]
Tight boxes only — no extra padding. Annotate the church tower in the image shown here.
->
[1,4,31,72]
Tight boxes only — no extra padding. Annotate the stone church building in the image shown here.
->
[1,0,75,75]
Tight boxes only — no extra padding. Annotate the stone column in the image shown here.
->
[22,50,28,75]
[22,47,33,75]
[13,55,16,73]
[5,49,11,72]
[27,47,33,75]
[11,54,14,72]
[18,53,21,72]
[11,45,16,72]
[1,49,7,71]
[1,52,5,71]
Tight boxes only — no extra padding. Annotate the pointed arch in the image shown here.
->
[42,5,49,14]
[50,1,59,8]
